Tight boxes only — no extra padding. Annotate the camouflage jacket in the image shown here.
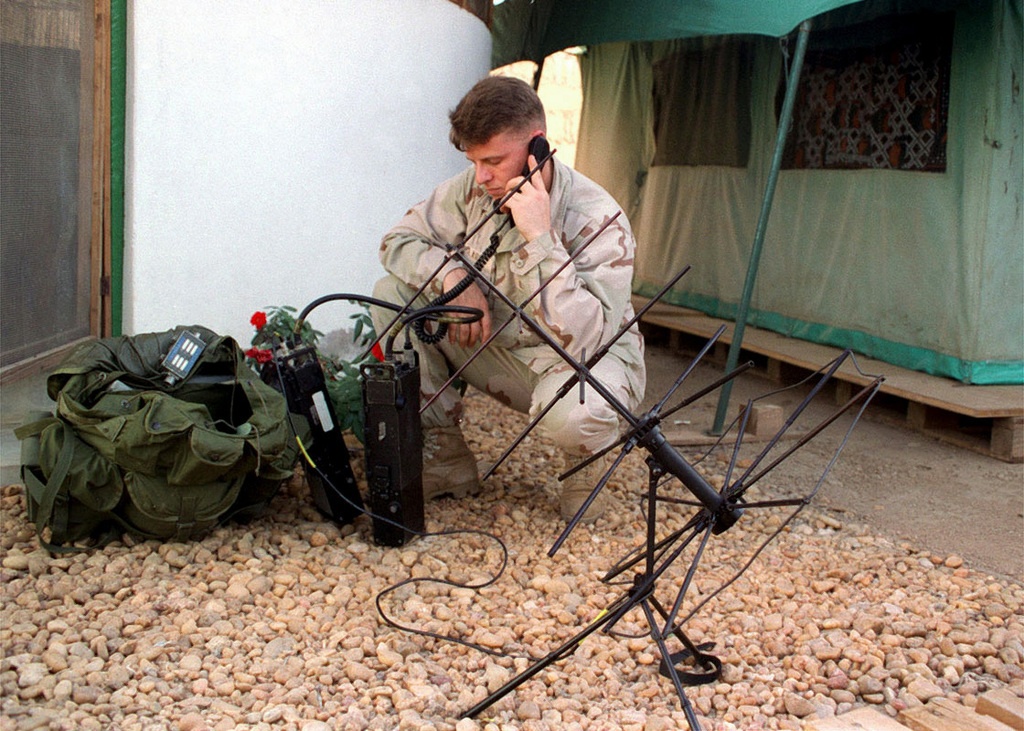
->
[379,158,645,398]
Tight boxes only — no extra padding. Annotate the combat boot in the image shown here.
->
[559,451,611,523]
[422,426,480,500]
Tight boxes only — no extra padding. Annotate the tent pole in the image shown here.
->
[710,19,812,435]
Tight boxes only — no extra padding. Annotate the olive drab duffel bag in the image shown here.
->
[15,326,301,551]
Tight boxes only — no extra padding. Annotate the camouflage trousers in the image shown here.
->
[371,275,643,456]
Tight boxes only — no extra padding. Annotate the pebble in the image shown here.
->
[179,713,206,730]
[0,394,1021,731]
[261,706,284,723]
[907,677,945,702]
[301,722,332,731]
[517,700,542,720]
[376,642,403,668]
[783,693,816,717]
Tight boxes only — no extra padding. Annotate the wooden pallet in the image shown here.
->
[634,298,1024,463]
[803,684,1024,731]
[805,707,910,730]
[976,688,1024,730]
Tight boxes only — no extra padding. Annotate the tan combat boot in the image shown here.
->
[559,451,612,523]
[422,426,480,500]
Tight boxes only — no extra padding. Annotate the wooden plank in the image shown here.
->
[899,698,1016,731]
[91,0,111,337]
[94,0,114,337]
[907,403,999,456]
[976,687,1024,730]
[805,706,910,730]
[990,417,1024,463]
[635,298,1024,420]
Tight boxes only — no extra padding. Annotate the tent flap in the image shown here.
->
[493,0,867,67]
[572,1,1023,385]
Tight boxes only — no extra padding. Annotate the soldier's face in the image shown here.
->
[464,129,532,200]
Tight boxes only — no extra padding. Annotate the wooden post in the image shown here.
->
[92,0,112,337]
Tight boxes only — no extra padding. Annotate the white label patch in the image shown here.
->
[311,391,335,432]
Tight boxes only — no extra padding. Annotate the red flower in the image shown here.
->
[245,347,273,363]
[250,311,268,330]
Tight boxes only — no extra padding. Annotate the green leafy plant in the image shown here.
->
[246,304,380,444]
[246,306,322,360]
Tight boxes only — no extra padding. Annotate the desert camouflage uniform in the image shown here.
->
[372,158,646,456]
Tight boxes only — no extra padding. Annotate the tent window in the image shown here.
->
[651,38,754,168]
[783,13,953,172]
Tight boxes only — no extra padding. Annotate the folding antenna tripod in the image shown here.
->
[369,160,884,729]
[461,341,882,728]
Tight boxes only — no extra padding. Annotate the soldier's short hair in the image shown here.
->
[449,76,546,151]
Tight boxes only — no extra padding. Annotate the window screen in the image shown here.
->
[1,1,94,367]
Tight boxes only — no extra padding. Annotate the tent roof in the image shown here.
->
[491,0,951,67]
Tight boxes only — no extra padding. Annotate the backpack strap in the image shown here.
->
[15,418,80,554]
[173,494,198,542]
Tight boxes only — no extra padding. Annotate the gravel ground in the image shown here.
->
[2,389,1022,731]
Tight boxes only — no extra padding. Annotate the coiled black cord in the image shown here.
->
[295,293,482,360]
[412,218,509,345]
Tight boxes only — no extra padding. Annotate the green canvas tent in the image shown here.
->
[493,0,1024,386]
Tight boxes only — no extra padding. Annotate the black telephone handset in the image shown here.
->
[507,135,550,230]
[522,135,550,178]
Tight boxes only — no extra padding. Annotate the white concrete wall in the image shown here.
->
[125,0,490,345]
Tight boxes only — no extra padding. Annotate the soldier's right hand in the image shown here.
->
[443,270,492,347]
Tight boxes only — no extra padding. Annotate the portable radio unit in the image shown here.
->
[261,343,365,525]
[361,346,424,547]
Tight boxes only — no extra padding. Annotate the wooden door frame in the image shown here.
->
[92,0,113,338]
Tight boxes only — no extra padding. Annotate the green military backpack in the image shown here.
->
[16,326,301,551]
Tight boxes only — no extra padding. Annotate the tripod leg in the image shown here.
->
[649,595,722,686]
[639,599,705,731]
